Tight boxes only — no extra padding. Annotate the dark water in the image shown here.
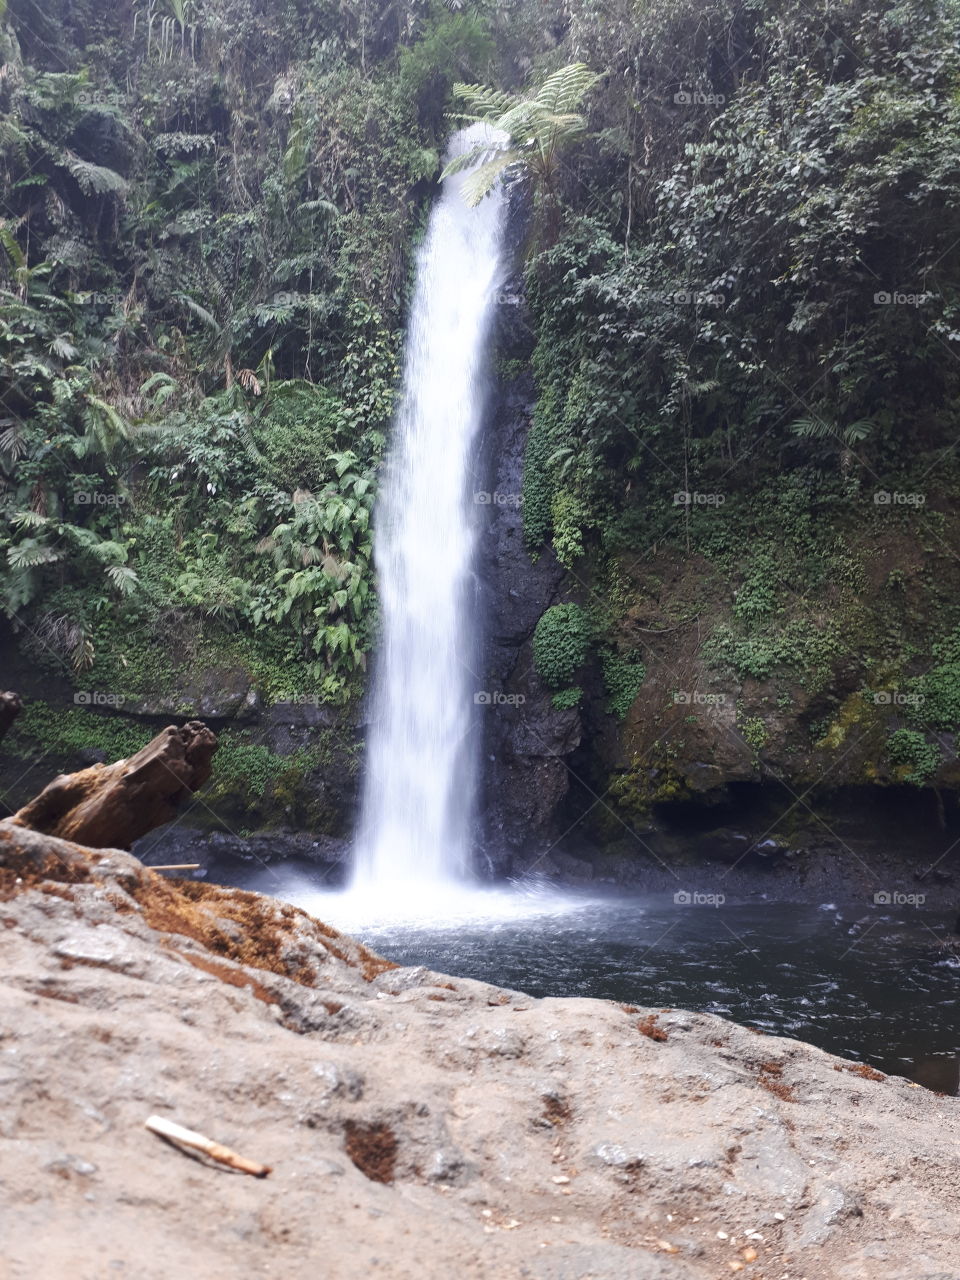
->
[216,864,960,1092]
[346,892,960,1091]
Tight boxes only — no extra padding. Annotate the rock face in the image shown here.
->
[1,820,958,1279]
[475,183,582,873]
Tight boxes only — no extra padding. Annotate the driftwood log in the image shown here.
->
[11,720,217,849]
[0,691,22,743]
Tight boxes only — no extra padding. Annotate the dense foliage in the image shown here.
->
[513,0,960,772]
[0,0,531,700]
[4,0,960,788]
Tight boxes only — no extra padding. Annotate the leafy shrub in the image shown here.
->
[602,651,645,719]
[551,685,583,710]
[533,602,591,689]
[887,729,941,785]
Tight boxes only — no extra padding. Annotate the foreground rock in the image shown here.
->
[0,821,957,1280]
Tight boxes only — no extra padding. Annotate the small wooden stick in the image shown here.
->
[148,863,201,871]
[145,1115,271,1177]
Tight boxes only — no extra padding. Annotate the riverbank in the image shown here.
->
[2,821,958,1279]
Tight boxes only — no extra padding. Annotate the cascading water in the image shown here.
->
[350,125,509,902]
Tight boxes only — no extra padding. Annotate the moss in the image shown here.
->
[602,650,646,719]
[816,691,873,751]
[202,730,329,815]
[2,700,153,762]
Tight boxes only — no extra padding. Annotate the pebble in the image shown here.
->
[551,1175,570,1184]
[717,1230,730,1240]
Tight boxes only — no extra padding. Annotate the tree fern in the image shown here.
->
[442,63,599,212]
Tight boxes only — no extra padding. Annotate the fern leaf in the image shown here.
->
[534,63,599,116]
[450,82,517,119]
[175,293,220,333]
[461,151,520,205]
[106,564,139,595]
[7,539,61,569]
[62,153,130,196]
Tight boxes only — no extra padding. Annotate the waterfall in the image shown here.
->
[351,125,509,898]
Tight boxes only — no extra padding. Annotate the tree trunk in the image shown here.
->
[11,720,218,850]
[0,692,23,743]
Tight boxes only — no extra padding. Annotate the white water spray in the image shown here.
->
[350,126,509,904]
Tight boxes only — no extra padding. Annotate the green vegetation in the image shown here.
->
[442,62,598,215]
[4,699,153,760]
[0,0,533,703]
[3,0,960,794]
[887,728,942,786]
[602,651,645,719]
[532,601,590,690]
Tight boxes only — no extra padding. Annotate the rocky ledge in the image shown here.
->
[1,820,957,1280]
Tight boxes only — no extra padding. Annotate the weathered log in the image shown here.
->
[11,720,217,849]
[0,691,23,742]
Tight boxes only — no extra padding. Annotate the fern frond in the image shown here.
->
[439,144,502,180]
[533,63,599,116]
[175,292,220,333]
[7,538,60,568]
[62,153,130,196]
[106,564,139,594]
[10,509,49,528]
[450,82,517,119]
[461,151,521,205]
